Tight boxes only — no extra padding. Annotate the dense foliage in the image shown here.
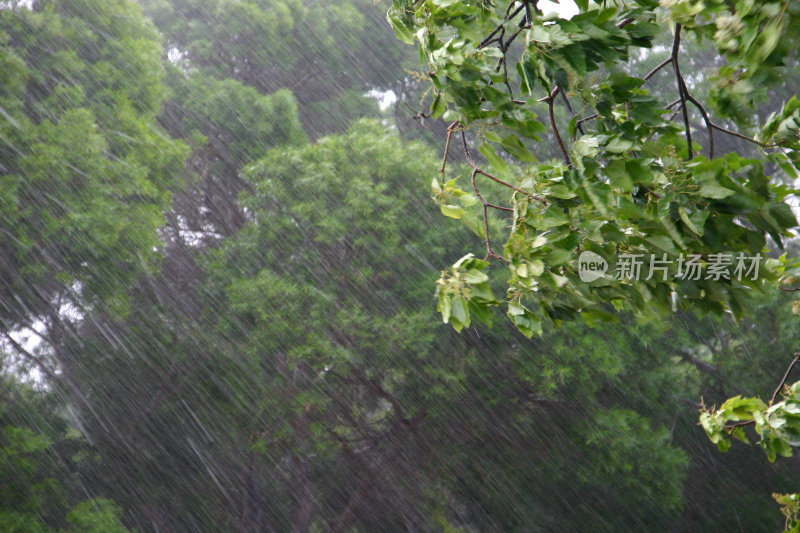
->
[389,0,800,333]
[0,0,798,531]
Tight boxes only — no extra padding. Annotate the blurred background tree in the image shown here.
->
[0,0,798,531]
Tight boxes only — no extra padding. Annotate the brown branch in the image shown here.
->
[683,88,715,159]
[352,367,414,428]
[486,202,514,212]
[677,348,719,376]
[480,2,535,104]
[616,17,635,28]
[476,167,540,199]
[478,4,525,49]
[559,87,585,138]
[547,86,572,168]
[439,121,458,178]
[456,128,545,260]
[459,129,545,200]
[497,56,526,104]
[573,112,599,140]
[503,23,528,52]
[671,25,693,159]
[644,56,672,81]
[709,123,776,148]
[769,352,800,406]
[472,169,504,259]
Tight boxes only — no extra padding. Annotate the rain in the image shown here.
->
[1,0,800,532]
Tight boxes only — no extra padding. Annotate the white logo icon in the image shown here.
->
[578,251,608,282]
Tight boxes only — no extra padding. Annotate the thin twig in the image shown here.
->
[439,122,458,177]
[547,86,572,168]
[683,89,715,158]
[573,112,599,139]
[644,57,672,81]
[472,169,504,259]
[456,127,545,260]
[672,25,693,159]
[498,56,526,104]
[559,87,585,138]
[616,17,635,28]
[769,353,800,406]
[723,353,800,431]
[478,4,526,49]
[710,123,776,148]
[459,129,545,200]
[403,101,430,120]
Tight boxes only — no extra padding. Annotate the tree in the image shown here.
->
[388,0,800,333]
[0,0,186,358]
[0,376,131,532]
[158,69,307,238]
[4,0,799,531]
[389,0,800,526]
[139,0,416,138]
[56,118,709,531]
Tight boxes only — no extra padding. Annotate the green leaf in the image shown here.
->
[606,136,635,154]
[458,193,478,207]
[573,134,603,158]
[501,135,537,163]
[438,292,452,323]
[463,269,489,284]
[387,13,414,45]
[468,298,494,327]
[451,295,470,330]
[478,143,508,173]
[699,183,736,199]
[431,176,443,194]
[538,205,571,228]
[440,204,465,219]
[678,207,702,236]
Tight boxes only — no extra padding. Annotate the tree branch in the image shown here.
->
[677,348,719,376]
[722,353,800,431]
[352,367,417,428]
[478,3,526,49]
[710,122,776,148]
[1,330,58,382]
[769,353,800,406]
[439,121,458,180]
[547,86,572,168]
[683,87,715,159]
[671,25,693,159]
[472,169,505,259]
[560,87,585,138]
[459,129,545,200]
[644,56,672,81]
[455,127,545,259]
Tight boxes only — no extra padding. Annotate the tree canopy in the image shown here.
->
[1,0,800,531]
[389,0,800,333]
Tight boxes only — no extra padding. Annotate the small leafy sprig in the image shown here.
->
[700,353,800,462]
